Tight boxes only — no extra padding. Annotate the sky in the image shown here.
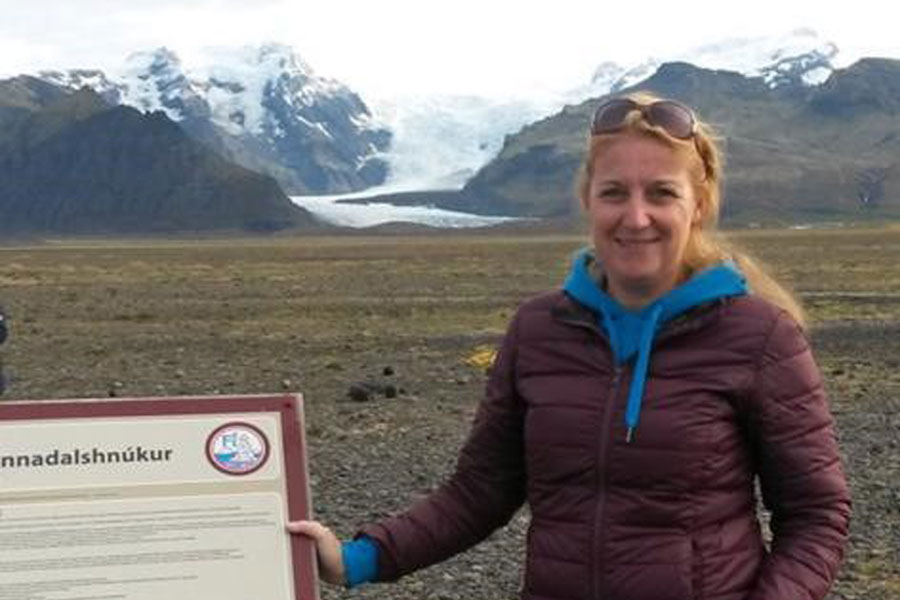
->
[2,0,899,98]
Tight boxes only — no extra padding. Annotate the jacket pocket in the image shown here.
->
[603,536,694,600]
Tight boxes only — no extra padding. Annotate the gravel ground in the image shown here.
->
[0,233,897,599]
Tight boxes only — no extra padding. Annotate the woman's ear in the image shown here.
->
[691,188,708,226]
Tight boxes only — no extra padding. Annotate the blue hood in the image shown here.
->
[562,248,748,441]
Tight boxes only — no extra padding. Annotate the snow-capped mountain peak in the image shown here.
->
[579,28,839,99]
[129,46,181,76]
[194,45,297,136]
[117,47,205,121]
[686,28,838,88]
[256,42,313,73]
[38,43,390,194]
[36,68,122,105]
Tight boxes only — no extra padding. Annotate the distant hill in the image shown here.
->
[0,79,314,234]
[422,58,900,224]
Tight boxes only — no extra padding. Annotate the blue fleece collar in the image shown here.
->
[562,248,748,441]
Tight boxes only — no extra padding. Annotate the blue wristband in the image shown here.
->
[341,536,379,588]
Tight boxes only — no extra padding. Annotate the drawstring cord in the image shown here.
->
[625,304,663,443]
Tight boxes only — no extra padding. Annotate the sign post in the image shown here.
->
[0,394,318,600]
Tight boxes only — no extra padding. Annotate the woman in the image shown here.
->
[290,93,851,600]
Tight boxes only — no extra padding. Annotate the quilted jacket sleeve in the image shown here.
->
[357,311,528,581]
[745,312,851,600]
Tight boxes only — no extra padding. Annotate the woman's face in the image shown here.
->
[583,133,701,305]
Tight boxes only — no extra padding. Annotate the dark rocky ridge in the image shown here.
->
[0,83,314,234]
[812,58,900,115]
[0,75,72,139]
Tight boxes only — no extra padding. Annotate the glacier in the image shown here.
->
[291,187,524,229]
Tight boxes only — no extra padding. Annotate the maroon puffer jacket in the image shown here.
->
[359,291,851,600]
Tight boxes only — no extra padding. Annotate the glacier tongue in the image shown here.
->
[291,190,523,229]
[369,92,570,191]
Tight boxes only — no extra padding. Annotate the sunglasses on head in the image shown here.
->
[590,98,697,140]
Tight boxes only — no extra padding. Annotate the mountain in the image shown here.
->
[582,28,837,96]
[0,81,314,234]
[39,44,391,195]
[32,33,837,200]
[16,32,894,228]
[347,29,843,195]
[447,58,900,223]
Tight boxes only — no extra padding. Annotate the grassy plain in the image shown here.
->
[0,227,898,599]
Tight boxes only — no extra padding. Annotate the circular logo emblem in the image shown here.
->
[206,422,270,476]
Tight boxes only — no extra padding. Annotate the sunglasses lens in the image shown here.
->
[645,101,695,139]
[591,100,637,135]
[591,98,696,139]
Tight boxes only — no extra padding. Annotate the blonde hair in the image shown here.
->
[575,91,807,328]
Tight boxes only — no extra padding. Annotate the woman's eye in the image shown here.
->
[649,188,678,202]
[597,189,626,202]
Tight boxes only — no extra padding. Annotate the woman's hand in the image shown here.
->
[286,520,345,586]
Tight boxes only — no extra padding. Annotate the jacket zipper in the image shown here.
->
[554,293,725,599]
[553,301,622,599]
[593,362,623,600]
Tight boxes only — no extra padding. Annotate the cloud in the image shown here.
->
[0,1,290,74]
[1,0,898,95]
